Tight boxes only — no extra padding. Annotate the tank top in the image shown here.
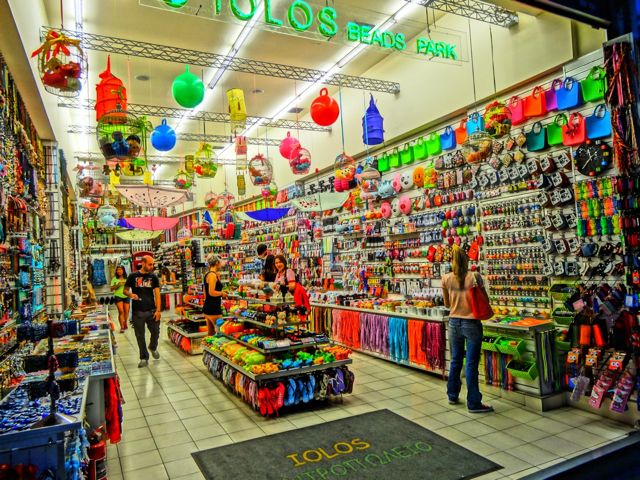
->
[203,271,223,314]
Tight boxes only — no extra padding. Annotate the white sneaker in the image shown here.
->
[138,359,148,368]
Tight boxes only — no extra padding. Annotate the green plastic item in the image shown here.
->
[496,337,526,356]
[400,143,414,165]
[377,153,390,173]
[481,334,501,352]
[172,65,205,108]
[556,340,571,352]
[581,66,607,103]
[546,114,567,146]
[507,359,538,381]
[552,307,575,326]
[412,137,428,160]
[389,148,400,168]
[426,132,442,156]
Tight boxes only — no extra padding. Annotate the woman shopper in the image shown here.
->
[160,266,177,311]
[442,246,494,413]
[110,266,130,333]
[203,254,227,335]
[273,255,296,298]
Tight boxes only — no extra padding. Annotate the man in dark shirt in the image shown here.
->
[124,255,161,367]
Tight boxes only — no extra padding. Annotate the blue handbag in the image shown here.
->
[466,112,485,135]
[525,122,548,152]
[585,104,612,139]
[556,77,583,110]
[440,126,457,150]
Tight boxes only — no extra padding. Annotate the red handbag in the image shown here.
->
[468,273,494,320]
[524,86,547,117]
[562,113,586,146]
[508,96,526,125]
[455,119,468,145]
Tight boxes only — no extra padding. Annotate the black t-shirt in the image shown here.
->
[261,254,276,282]
[125,272,160,312]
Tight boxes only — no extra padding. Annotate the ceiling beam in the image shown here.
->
[58,98,331,133]
[45,27,401,94]
[67,125,281,146]
[403,0,519,27]
[73,152,244,166]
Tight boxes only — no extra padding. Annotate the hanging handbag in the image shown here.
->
[440,126,456,151]
[426,133,442,157]
[585,104,612,139]
[508,96,526,126]
[546,114,567,146]
[524,86,548,117]
[556,77,583,110]
[455,118,468,144]
[377,153,390,173]
[412,137,428,160]
[581,66,607,103]
[466,112,485,135]
[545,78,562,111]
[562,113,587,146]
[400,143,414,165]
[526,122,548,151]
[468,273,494,320]
[389,148,400,168]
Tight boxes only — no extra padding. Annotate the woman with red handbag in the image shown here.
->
[442,246,494,413]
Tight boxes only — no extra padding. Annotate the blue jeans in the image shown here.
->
[447,317,483,408]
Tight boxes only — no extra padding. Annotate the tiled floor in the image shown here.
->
[108,317,633,480]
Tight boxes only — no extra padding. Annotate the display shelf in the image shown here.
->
[167,322,207,339]
[203,347,352,382]
[219,332,329,354]
[310,302,447,323]
[236,316,309,330]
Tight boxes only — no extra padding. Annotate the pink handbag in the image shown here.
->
[508,96,526,126]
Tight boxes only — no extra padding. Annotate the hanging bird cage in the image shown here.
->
[118,158,147,177]
[194,143,218,178]
[96,202,118,228]
[261,182,278,200]
[211,190,235,213]
[462,132,493,164]
[96,107,149,162]
[31,30,85,97]
[174,169,193,189]
[95,56,127,122]
[333,153,356,192]
[248,154,273,186]
[289,148,311,175]
[204,191,218,209]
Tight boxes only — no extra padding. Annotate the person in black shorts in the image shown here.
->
[203,254,227,335]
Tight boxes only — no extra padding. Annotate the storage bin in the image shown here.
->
[507,359,538,381]
[481,334,501,352]
[496,337,526,356]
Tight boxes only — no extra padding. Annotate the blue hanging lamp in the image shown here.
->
[362,94,384,145]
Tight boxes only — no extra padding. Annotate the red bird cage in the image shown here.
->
[95,56,127,122]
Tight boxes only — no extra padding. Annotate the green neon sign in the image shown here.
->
[209,1,457,62]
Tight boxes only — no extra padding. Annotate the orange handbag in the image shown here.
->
[454,118,468,145]
[524,86,548,117]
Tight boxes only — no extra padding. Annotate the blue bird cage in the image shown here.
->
[362,95,384,146]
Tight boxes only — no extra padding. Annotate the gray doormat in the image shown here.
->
[192,409,501,480]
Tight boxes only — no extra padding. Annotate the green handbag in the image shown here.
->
[546,114,567,146]
[412,137,428,160]
[580,66,607,103]
[400,143,414,165]
[377,153,390,173]
[426,132,442,156]
[389,148,400,168]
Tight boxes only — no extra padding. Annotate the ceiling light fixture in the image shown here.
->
[216,1,415,159]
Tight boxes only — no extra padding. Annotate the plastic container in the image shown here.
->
[496,337,526,356]
[507,359,538,381]
[481,335,501,352]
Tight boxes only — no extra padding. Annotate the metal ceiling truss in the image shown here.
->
[46,28,401,94]
[67,125,281,147]
[404,0,519,27]
[74,152,240,166]
[58,98,330,133]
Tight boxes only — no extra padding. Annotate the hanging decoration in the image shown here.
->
[244,208,290,222]
[96,108,149,162]
[483,101,512,138]
[290,148,311,175]
[279,131,301,160]
[151,119,177,151]
[119,158,147,177]
[31,30,84,97]
[172,65,205,108]
[462,132,493,164]
[362,94,384,145]
[235,136,248,195]
[248,154,273,186]
[174,169,193,189]
[76,175,103,198]
[227,88,247,129]
[124,217,179,231]
[177,227,192,242]
[116,230,163,241]
[96,202,118,228]
[115,185,190,208]
[95,56,126,121]
[310,88,340,126]
[357,165,381,200]
[333,153,356,192]
[184,155,195,174]
[194,143,218,178]
[204,192,218,209]
[291,192,350,212]
[261,182,278,200]
[163,0,189,7]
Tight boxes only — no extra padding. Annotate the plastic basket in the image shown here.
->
[507,359,538,381]
[481,335,501,352]
[556,340,571,352]
[552,308,575,326]
[496,337,526,356]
